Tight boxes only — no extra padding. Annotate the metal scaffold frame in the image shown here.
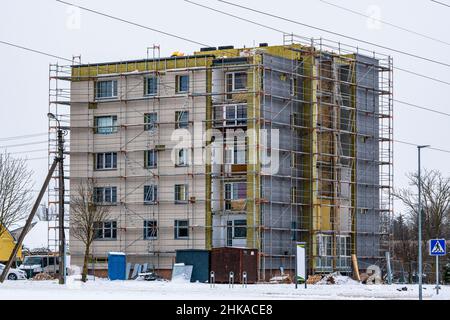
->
[48,59,77,254]
[48,37,392,280]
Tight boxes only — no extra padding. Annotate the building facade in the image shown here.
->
[59,42,392,279]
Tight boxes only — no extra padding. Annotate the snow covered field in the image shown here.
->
[0,277,448,300]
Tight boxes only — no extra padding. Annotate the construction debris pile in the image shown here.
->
[304,272,366,285]
[304,271,384,285]
[32,273,55,281]
[316,272,360,285]
[269,275,291,284]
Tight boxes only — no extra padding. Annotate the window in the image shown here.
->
[144,185,157,204]
[232,219,247,239]
[95,80,118,99]
[225,182,246,201]
[94,221,117,239]
[226,221,233,246]
[145,149,157,168]
[223,104,247,126]
[144,76,158,96]
[290,77,298,96]
[336,235,351,269]
[175,148,188,166]
[94,116,117,134]
[143,220,158,239]
[226,72,247,92]
[175,184,188,203]
[225,182,246,210]
[144,112,157,131]
[175,111,189,129]
[176,75,189,93]
[93,187,117,205]
[174,220,189,239]
[337,235,351,257]
[316,234,333,269]
[95,152,117,170]
[318,234,332,256]
[224,136,246,165]
[45,257,57,266]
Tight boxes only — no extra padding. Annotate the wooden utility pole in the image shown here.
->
[0,159,59,283]
[58,128,66,284]
[0,112,67,284]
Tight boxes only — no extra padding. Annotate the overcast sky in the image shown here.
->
[0,0,449,215]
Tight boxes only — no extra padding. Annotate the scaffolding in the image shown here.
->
[48,59,76,254]
[48,37,393,280]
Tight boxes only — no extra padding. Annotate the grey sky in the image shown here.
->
[0,0,449,215]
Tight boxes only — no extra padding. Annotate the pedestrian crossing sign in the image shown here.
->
[429,239,446,256]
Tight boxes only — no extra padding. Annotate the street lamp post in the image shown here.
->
[48,113,66,285]
[417,145,429,301]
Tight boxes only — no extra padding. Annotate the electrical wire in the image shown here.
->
[185,0,450,87]
[395,99,450,117]
[0,40,74,63]
[55,0,210,48]
[0,1,446,157]
[0,132,47,142]
[216,0,450,68]
[431,0,450,8]
[319,0,450,47]
[394,139,450,154]
[0,140,48,149]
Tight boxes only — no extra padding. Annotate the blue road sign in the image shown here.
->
[429,239,446,256]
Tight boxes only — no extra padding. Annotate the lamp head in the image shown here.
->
[47,112,56,120]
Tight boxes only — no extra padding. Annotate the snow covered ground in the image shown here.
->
[0,276,449,300]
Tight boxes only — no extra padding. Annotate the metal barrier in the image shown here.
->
[210,271,215,288]
[229,271,234,288]
[242,271,247,288]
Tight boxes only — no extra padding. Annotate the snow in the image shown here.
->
[316,272,360,285]
[0,278,448,300]
[108,252,126,256]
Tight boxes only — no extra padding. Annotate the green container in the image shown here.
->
[175,249,210,283]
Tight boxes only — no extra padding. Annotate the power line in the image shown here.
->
[319,0,450,47]
[0,40,73,63]
[0,141,48,149]
[56,0,450,88]
[10,149,48,155]
[0,132,47,142]
[394,66,450,86]
[185,0,450,87]
[431,0,450,8]
[395,99,450,117]
[24,156,48,162]
[0,1,442,123]
[55,0,209,48]
[394,139,450,154]
[216,0,450,68]
[0,2,446,115]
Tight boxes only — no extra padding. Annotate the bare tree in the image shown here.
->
[394,170,450,239]
[70,179,111,282]
[0,152,33,237]
[393,169,450,283]
[392,214,417,283]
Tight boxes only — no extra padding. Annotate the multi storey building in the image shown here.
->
[52,41,392,279]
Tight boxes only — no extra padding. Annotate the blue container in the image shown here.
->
[108,252,126,280]
[175,249,210,283]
